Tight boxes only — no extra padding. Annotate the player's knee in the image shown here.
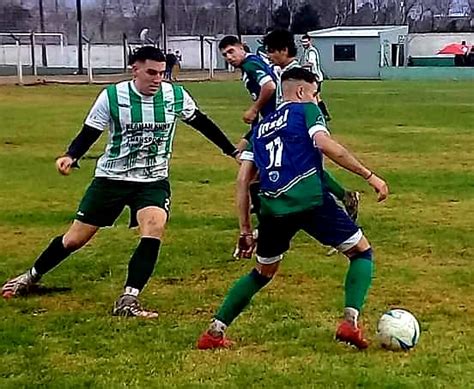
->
[348,247,373,261]
[345,236,371,258]
[62,233,88,251]
[141,219,165,238]
[138,208,167,238]
[255,261,279,279]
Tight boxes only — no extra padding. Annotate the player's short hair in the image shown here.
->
[301,34,311,42]
[263,29,297,57]
[218,35,241,50]
[129,46,165,65]
[281,67,316,84]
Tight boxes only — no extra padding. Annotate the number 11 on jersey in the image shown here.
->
[265,136,283,169]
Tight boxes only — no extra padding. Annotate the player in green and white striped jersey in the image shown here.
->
[2,46,239,317]
[300,34,331,121]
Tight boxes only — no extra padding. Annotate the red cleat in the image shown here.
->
[335,320,369,349]
[197,331,233,350]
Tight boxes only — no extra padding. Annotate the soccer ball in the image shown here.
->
[376,309,420,351]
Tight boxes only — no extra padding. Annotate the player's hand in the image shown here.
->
[367,173,389,202]
[55,155,74,176]
[232,232,256,259]
[230,148,242,165]
[243,107,258,124]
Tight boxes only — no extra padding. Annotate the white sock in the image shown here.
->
[124,287,140,297]
[344,307,359,326]
[29,267,40,281]
[208,319,227,337]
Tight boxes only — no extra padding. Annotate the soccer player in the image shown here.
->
[218,35,358,258]
[300,34,331,121]
[2,46,239,317]
[256,38,270,65]
[197,67,389,350]
[264,29,359,223]
[218,35,277,128]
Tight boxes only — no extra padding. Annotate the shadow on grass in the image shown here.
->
[24,284,72,296]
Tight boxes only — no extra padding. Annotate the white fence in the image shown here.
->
[0,36,220,70]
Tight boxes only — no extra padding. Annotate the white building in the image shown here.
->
[308,25,409,79]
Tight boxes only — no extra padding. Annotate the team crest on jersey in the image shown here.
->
[269,171,280,182]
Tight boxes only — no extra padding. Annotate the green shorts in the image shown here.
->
[76,178,171,228]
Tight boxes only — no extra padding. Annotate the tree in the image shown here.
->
[291,3,321,33]
[333,0,352,25]
[0,2,32,31]
[467,0,474,30]
[351,2,376,26]
[272,5,291,29]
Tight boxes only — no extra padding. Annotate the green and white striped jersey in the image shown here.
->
[301,46,324,82]
[275,59,301,106]
[85,80,197,182]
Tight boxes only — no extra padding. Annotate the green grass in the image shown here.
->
[1,80,474,388]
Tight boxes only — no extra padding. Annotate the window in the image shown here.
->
[334,44,356,61]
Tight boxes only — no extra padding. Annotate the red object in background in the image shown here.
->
[438,43,471,55]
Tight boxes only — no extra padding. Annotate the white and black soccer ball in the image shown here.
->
[377,309,420,351]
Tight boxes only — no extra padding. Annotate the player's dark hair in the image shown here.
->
[281,67,316,84]
[263,29,297,57]
[301,34,311,41]
[218,35,241,50]
[129,46,165,65]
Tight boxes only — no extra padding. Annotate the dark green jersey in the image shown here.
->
[240,54,278,118]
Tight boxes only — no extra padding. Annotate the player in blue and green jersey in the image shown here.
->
[219,35,278,128]
[219,35,359,259]
[2,46,239,317]
[197,67,389,350]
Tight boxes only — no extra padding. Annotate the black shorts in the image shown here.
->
[256,195,361,263]
[76,178,171,228]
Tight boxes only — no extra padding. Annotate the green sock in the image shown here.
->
[344,251,373,311]
[323,170,346,201]
[215,269,271,326]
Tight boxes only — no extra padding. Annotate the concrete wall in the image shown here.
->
[0,36,219,70]
[380,66,474,80]
[407,33,474,57]
[315,37,381,79]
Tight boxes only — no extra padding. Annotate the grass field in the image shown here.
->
[1,80,474,388]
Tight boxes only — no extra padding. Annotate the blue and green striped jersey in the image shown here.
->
[251,101,329,215]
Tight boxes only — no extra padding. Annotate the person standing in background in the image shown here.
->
[300,34,331,121]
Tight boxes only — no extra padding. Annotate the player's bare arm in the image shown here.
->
[243,81,276,124]
[236,160,257,234]
[234,160,258,258]
[313,131,389,201]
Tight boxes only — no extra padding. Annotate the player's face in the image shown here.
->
[266,48,287,66]
[301,39,310,48]
[221,45,246,67]
[132,59,166,96]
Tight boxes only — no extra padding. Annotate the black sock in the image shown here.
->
[33,235,73,276]
[125,237,161,291]
[318,101,330,118]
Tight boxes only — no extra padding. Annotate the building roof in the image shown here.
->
[308,26,408,38]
